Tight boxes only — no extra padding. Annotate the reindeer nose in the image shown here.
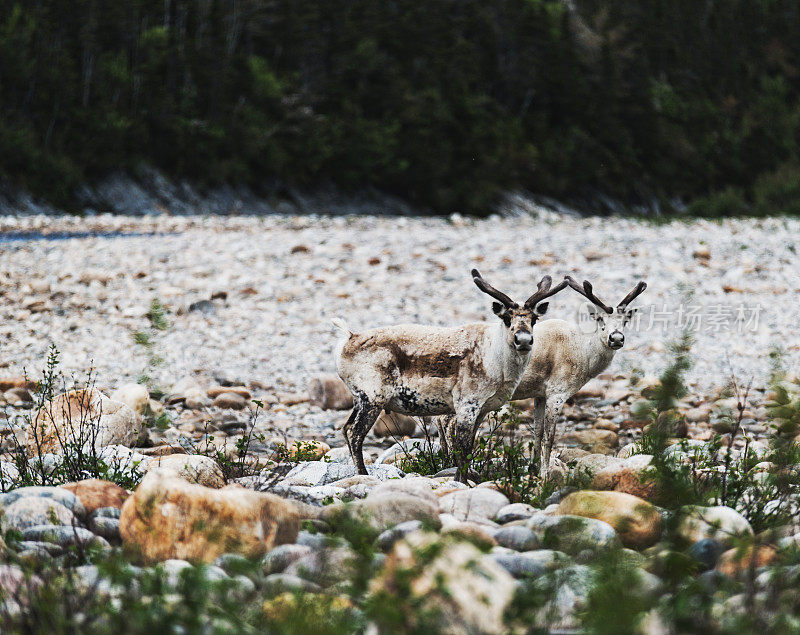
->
[514,331,533,351]
[609,331,624,349]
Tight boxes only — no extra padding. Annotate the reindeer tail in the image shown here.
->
[331,317,353,336]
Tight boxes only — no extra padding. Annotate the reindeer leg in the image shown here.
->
[347,400,382,475]
[540,396,565,480]
[342,408,357,465]
[532,397,546,470]
[452,403,480,483]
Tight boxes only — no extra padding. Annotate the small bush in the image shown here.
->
[3,344,145,491]
[752,162,800,216]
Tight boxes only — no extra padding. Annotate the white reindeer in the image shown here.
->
[438,275,647,479]
[334,269,568,481]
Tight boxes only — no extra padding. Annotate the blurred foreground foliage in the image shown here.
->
[2,0,800,214]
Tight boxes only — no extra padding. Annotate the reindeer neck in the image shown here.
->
[485,321,530,381]
[580,328,616,378]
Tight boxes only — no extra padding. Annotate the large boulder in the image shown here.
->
[675,505,753,548]
[308,374,353,410]
[119,469,299,563]
[145,454,225,488]
[371,532,516,634]
[26,388,142,456]
[556,490,662,549]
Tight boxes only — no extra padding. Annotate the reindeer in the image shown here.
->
[438,276,647,479]
[333,269,568,482]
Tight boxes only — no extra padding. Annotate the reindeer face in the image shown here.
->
[586,304,638,350]
[472,268,566,354]
[493,304,549,352]
[566,276,646,351]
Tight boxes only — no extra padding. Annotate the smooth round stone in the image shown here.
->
[261,544,313,575]
[525,515,620,556]
[295,530,329,549]
[490,550,570,579]
[376,520,423,551]
[0,487,86,517]
[15,540,63,557]
[213,553,255,577]
[1,497,76,532]
[263,573,322,594]
[156,560,227,586]
[342,483,373,499]
[89,516,121,542]
[204,565,229,582]
[21,525,109,549]
[231,574,256,594]
[494,526,540,552]
[91,506,122,520]
[495,503,538,524]
[687,538,725,571]
[438,488,510,522]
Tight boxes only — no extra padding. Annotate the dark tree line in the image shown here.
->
[1,0,799,215]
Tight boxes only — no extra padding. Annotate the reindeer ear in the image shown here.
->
[623,307,639,322]
[492,301,507,316]
[586,303,604,323]
[534,302,549,316]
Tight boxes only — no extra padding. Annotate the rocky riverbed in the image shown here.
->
[0,204,798,631]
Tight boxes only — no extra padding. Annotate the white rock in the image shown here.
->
[438,488,510,522]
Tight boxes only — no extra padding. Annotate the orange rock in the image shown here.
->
[206,386,252,399]
[716,545,778,577]
[120,469,299,563]
[61,479,129,513]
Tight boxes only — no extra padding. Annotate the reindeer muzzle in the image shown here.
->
[514,331,533,352]
[608,331,624,349]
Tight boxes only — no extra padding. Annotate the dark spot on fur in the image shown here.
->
[386,342,465,378]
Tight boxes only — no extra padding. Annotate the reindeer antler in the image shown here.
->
[617,281,647,310]
[564,276,613,314]
[524,275,568,308]
[472,269,518,307]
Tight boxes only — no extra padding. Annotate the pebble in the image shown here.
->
[489,549,569,579]
[495,503,539,524]
[261,544,313,575]
[494,525,541,551]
